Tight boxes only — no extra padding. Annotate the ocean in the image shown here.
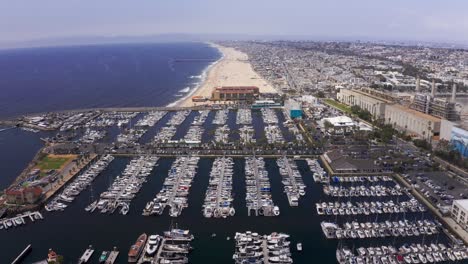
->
[0,42,220,118]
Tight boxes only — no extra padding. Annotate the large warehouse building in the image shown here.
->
[384,104,441,141]
[211,86,259,101]
[337,88,389,120]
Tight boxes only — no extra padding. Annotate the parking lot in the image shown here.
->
[403,171,468,208]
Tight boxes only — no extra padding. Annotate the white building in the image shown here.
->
[452,199,468,231]
[337,88,388,120]
[384,104,441,141]
[320,116,356,135]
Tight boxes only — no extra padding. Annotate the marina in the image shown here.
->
[245,157,279,217]
[233,231,293,264]
[0,156,466,263]
[142,156,200,217]
[315,198,427,216]
[236,108,252,125]
[46,155,114,212]
[321,219,441,239]
[323,184,404,197]
[167,110,191,126]
[276,156,306,207]
[89,156,159,215]
[213,109,229,125]
[214,125,230,143]
[336,243,468,264]
[192,110,210,126]
[239,125,256,144]
[135,111,168,127]
[203,157,235,218]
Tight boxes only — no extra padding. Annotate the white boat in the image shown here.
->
[297,243,302,251]
[145,235,160,256]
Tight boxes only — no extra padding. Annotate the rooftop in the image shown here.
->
[454,199,468,210]
[388,104,441,122]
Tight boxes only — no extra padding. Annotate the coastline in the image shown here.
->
[167,42,224,107]
[176,43,277,107]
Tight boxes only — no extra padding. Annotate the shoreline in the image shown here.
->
[167,42,224,107]
[175,42,277,107]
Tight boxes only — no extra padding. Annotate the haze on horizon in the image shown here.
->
[2,0,468,46]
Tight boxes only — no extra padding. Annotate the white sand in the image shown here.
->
[177,43,277,107]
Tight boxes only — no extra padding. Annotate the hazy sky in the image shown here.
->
[2,0,468,44]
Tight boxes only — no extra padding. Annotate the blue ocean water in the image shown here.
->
[0,42,220,118]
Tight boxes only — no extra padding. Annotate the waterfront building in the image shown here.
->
[451,199,468,231]
[284,99,302,119]
[336,88,388,120]
[384,104,441,141]
[5,186,43,205]
[322,149,383,175]
[251,100,281,108]
[211,86,259,101]
[191,95,208,102]
[320,116,356,135]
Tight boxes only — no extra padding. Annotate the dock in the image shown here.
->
[1,211,43,230]
[105,248,119,264]
[261,240,270,264]
[11,244,32,264]
[153,238,167,263]
[78,245,94,264]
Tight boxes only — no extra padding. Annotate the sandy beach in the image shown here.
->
[177,43,277,107]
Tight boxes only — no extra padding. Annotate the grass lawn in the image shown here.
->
[323,99,352,114]
[36,154,76,172]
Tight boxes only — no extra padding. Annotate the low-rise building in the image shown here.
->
[451,199,468,231]
[211,86,259,101]
[284,99,302,119]
[5,186,43,205]
[320,116,356,135]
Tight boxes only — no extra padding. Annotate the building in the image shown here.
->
[410,82,459,121]
[284,99,302,119]
[320,116,356,135]
[384,104,441,141]
[211,86,259,101]
[191,96,208,103]
[451,199,468,231]
[251,100,281,109]
[5,186,43,205]
[337,88,389,120]
[441,120,468,157]
[320,115,372,135]
[322,149,383,175]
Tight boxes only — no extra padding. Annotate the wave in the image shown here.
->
[167,45,224,107]
[179,87,191,93]
[189,75,202,79]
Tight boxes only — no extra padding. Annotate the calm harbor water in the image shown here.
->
[0,154,447,263]
[0,110,451,263]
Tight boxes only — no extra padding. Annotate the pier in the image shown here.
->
[78,245,94,263]
[104,248,119,264]
[11,244,32,264]
[0,211,43,230]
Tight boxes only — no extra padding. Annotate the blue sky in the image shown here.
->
[2,0,468,44]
